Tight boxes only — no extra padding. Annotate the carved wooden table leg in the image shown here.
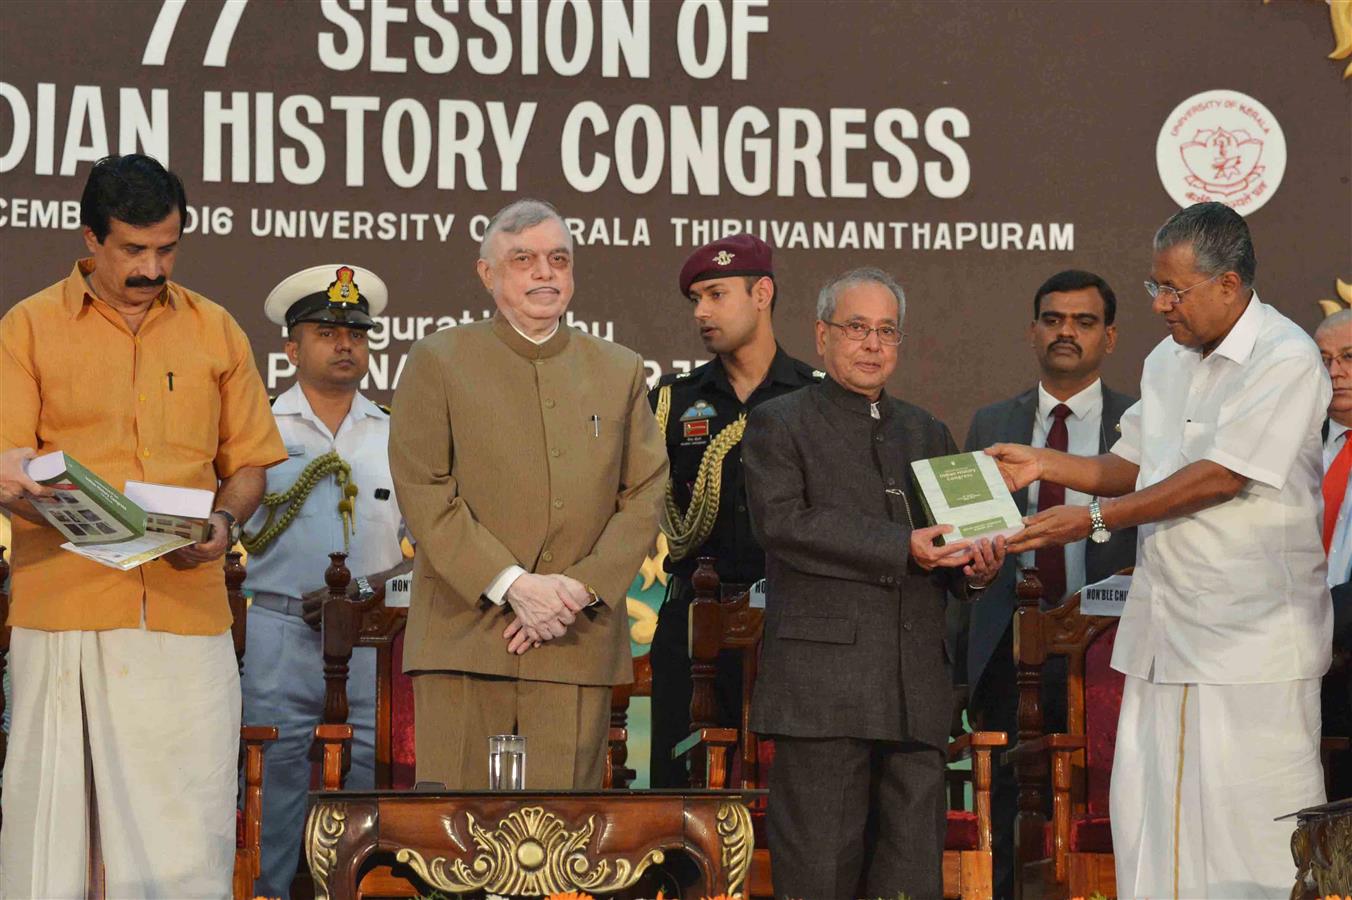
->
[683,799,754,897]
[306,798,376,900]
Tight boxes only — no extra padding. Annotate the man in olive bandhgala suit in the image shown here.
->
[389,199,667,789]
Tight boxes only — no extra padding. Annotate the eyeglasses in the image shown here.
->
[1143,273,1219,305]
[822,320,903,345]
[1323,350,1352,372]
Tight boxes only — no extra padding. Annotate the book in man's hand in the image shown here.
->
[910,451,1024,545]
[24,451,215,569]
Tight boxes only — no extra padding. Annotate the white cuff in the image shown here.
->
[484,565,527,606]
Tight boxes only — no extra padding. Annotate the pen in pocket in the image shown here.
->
[167,371,174,391]
[590,414,600,437]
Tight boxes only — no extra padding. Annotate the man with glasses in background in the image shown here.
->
[989,202,1331,897]
[743,267,1005,898]
[959,270,1137,898]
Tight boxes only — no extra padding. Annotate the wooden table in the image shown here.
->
[304,788,758,899]
[1285,797,1352,898]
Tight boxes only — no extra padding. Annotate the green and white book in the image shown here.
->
[910,452,1024,545]
[25,451,214,568]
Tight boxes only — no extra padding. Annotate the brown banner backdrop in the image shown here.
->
[2,0,1349,442]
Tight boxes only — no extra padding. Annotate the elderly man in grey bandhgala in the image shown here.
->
[389,199,667,789]
[743,268,1006,899]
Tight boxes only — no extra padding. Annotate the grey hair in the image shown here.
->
[1317,308,1352,336]
[816,267,907,326]
[1153,201,1256,288]
[479,198,572,260]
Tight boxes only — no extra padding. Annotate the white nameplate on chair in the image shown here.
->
[749,579,766,609]
[384,574,412,608]
[1080,573,1132,617]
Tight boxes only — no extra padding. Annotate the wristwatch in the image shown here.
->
[354,576,376,602]
[1089,499,1110,544]
[213,509,241,545]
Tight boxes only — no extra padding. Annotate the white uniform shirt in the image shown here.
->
[1024,379,1104,602]
[244,383,405,599]
[1326,420,1352,587]
[1109,295,1332,684]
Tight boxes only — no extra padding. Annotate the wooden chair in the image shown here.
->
[675,557,1006,900]
[316,550,415,791]
[226,551,281,900]
[607,652,652,789]
[1005,566,1126,899]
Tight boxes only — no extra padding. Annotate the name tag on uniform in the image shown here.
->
[1080,573,1132,617]
[385,574,412,608]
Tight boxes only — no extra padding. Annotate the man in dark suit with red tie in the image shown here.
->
[1317,309,1352,798]
[958,270,1138,898]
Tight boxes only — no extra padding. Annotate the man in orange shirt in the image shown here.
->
[0,154,286,898]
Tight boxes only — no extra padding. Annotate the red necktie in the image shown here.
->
[1035,403,1072,605]
[1325,432,1351,554]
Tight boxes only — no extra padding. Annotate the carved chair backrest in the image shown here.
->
[608,653,652,789]
[318,552,411,789]
[688,558,764,788]
[1013,567,1130,817]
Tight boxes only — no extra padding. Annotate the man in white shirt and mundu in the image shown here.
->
[990,201,1331,897]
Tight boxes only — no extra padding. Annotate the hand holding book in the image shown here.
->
[983,442,1045,493]
[0,447,54,520]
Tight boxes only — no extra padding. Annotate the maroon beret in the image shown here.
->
[678,233,774,296]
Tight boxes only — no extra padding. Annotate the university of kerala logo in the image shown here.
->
[1155,90,1285,216]
[713,250,735,266]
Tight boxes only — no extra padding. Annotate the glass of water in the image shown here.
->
[488,734,526,790]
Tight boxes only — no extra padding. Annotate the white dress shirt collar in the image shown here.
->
[1172,292,1263,364]
[506,316,560,345]
[271,382,383,437]
[1036,378,1103,424]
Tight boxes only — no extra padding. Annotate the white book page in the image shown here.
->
[61,532,193,571]
[123,481,214,517]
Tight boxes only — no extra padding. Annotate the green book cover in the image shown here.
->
[910,452,1022,544]
[27,451,146,544]
[928,454,995,507]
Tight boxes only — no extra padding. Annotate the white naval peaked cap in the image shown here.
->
[263,263,389,329]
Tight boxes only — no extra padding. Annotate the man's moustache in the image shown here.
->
[125,276,166,288]
[1050,341,1081,353]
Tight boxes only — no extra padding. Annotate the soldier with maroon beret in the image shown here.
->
[647,233,821,789]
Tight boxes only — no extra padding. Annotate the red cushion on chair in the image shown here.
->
[1084,623,1125,815]
[1039,814,1115,857]
[944,809,979,850]
[1070,815,1113,853]
[390,629,417,789]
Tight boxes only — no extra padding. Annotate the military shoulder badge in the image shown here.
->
[327,266,361,305]
[680,399,717,440]
[813,369,826,379]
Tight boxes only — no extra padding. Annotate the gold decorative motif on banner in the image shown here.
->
[305,802,347,900]
[1265,0,1352,78]
[394,807,665,895]
[1318,277,1352,318]
[716,800,754,895]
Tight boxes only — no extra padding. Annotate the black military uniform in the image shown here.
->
[647,347,821,787]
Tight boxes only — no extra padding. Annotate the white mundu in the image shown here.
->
[1108,295,1332,898]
